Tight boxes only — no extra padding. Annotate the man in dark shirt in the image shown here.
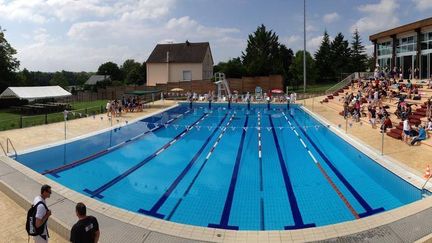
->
[70,203,100,243]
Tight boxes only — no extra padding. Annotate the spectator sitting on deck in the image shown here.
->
[411,125,427,145]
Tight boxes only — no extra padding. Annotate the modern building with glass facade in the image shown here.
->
[370,17,432,79]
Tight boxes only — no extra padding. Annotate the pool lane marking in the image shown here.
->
[138,113,231,218]
[282,112,360,219]
[83,113,209,199]
[260,198,265,230]
[208,115,249,230]
[258,113,264,228]
[166,114,236,221]
[43,109,190,177]
[258,113,263,191]
[288,109,384,217]
[268,114,315,230]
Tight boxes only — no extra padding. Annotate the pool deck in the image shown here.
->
[2,99,432,242]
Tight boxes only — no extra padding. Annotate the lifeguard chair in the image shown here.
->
[255,86,263,101]
[214,73,231,102]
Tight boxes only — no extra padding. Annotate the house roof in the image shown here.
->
[0,86,71,100]
[369,17,432,41]
[146,42,211,63]
[85,75,111,85]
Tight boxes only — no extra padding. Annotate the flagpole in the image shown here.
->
[303,0,307,94]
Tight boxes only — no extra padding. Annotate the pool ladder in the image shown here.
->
[421,176,432,198]
[0,138,17,158]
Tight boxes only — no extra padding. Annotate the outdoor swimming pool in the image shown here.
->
[16,103,421,230]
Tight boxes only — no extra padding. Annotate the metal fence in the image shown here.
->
[0,105,106,131]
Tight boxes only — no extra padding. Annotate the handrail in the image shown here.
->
[324,72,374,95]
[325,73,355,95]
[421,176,432,197]
[0,142,6,156]
[6,138,17,158]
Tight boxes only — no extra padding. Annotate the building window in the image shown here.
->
[183,70,192,81]
[378,41,392,56]
[378,57,391,69]
[397,35,417,54]
[421,32,432,51]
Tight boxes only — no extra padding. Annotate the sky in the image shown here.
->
[0,0,431,72]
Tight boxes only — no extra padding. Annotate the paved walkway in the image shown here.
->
[0,189,67,242]
[0,100,177,243]
[302,97,432,176]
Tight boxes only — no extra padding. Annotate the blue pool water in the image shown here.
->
[16,103,421,230]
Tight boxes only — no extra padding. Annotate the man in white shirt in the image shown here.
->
[33,185,52,243]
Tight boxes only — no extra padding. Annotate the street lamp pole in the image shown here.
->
[303,0,307,94]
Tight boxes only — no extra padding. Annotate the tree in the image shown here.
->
[76,72,91,85]
[97,61,122,81]
[242,24,281,76]
[0,27,20,92]
[121,59,146,84]
[277,44,294,82]
[349,28,368,73]
[314,30,334,83]
[289,50,317,88]
[125,63,146,85]
[49,72,69,88]
[366,55,375,72]
[16,68,34,86]
[330,33,351,81]
[213,57,246,78]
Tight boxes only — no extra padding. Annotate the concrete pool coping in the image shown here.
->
[1,102,432,242]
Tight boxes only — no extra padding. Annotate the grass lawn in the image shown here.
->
[70,100,107,110]
[0,100,108,131]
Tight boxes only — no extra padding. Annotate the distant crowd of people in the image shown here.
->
[183,90,297,104]
[340,75,432,146]
[105,96,145,117]
[374,66,424,81]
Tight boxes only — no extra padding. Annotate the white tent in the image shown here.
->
[0,86,72,100]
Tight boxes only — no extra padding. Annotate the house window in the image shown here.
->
[183,71,192,81]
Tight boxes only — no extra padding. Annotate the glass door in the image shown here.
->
[421,54,428,79]
[429,53,432,79]
[403,55,412,79]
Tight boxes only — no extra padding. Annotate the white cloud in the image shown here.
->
[412,0,432,10]
[306,23,317,32]
[47,0,113,22]
[285,35,301,46]
[1,0,245,70]
[0,0,47,23]
[0,0,175,23]
[21,12,241,71]
[323,12,340,24]
[164,16,239,39]
[68,16,239,44]
[119,0,175,21]
[365,44,374,55]
[17,43,134,72]
[351,0,400,33]
[307,35,325,52]
[33,28,50,44]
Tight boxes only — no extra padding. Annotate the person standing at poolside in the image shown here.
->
[70,203,100,243]
[402,117,411,144]
[105,100,111,117]
[33,185,52,243]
